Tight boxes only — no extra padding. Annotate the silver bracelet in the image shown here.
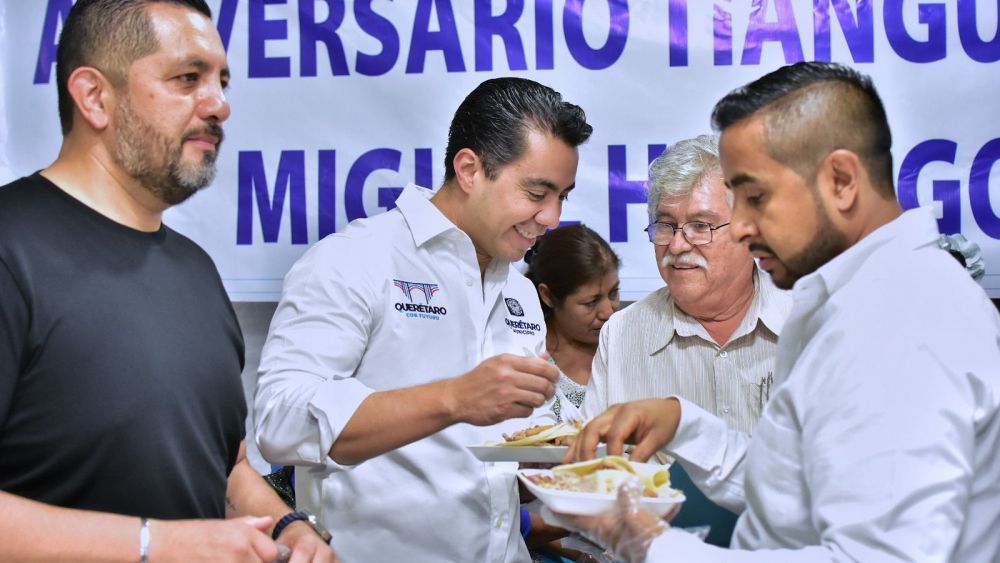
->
[139,518,151,563]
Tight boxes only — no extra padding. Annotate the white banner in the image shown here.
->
[3,0,999,301]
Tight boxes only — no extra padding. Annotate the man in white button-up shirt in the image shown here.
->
[558,62,1000,562]
[253,78,592,562]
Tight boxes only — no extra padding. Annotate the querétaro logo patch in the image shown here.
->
[394,279,439,303]
[503,297,539,335]
[393,279,447,320]
[505,297,524,317]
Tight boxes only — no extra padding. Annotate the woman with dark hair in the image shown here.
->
[521,224,622,563]
[526,224,622,422]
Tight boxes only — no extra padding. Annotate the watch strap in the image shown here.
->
[272,510,332,543]
[272,511,308,540]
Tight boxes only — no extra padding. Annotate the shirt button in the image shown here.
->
[722,406,730,414]
[465,278,474,287]
[719,350,728,358]
[494,517,504,528]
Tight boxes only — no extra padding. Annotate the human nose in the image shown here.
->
[536,197,562,229]
[597,299,615,321]
[728,202,757,245]
[198,80,231,123]
[667,227,693,255]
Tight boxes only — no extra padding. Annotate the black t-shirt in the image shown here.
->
[0,173,246,519]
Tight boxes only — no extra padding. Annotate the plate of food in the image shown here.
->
[517,455,685,516]
[467,421,606,463]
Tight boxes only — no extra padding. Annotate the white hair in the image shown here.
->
[646,134,730,220]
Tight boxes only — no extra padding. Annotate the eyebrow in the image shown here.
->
[522,177,575,192]
[726,173,756,189]
[689,210,724,222]
[655,210,723,222]
[185,59,231,81]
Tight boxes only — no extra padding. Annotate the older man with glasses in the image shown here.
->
[580,134,792,546]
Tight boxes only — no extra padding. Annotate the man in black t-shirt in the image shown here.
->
[0,1,336,562]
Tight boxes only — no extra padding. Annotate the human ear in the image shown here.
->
[452,148,482,196]
[538,283,556,309]
[66,67,114,131]
[822,149,861,212]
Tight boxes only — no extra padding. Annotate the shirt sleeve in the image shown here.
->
[0,257,28,427]
[666,397,748,514]
[646,529,827,562]
[646,330,991,562]
[253,239,377,470]
[791,337,979,562]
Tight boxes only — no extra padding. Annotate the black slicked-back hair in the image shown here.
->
[56,0,212,134]
[444,77,592,182]
[711,61,895,197]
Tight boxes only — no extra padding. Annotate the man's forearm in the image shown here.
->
[328,378,458,465]
[226,459,292,527]
[225,441,297,530]
[0,491,139,563]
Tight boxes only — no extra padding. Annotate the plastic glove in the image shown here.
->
[272,544,291,563]
[542,478,671,563]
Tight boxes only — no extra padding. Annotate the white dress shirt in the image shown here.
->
[646,206,1000,562]
[254,185,548,563]
[583,269,790,434]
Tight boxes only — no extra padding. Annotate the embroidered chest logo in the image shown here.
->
[503,296,541,335]
[393,279,447,320]
[504,298,524,317]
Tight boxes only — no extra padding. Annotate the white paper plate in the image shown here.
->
[467,444,606,463]
[517,465,685,516]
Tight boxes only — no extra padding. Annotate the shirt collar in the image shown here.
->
[648,288,678,355]
[752,266,788,336]
[650,264,787,355]
[795,206,939,300]
[395,183,513,290]
[394,183,459,248]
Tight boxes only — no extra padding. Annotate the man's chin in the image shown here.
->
[177,165,216,191]
[505,237,539,261]
[153,169,214,206]
[664,266,705,285]
[764,267,797,290]
[155,184,200,206]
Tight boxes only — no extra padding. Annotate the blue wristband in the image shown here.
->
[519,507,532,538]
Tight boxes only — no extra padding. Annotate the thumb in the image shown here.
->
[243,515,275,533]
[615,478,645,516]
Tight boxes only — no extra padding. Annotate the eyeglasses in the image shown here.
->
[643,221,730,246]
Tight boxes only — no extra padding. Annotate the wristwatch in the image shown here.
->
[272,510,332,543]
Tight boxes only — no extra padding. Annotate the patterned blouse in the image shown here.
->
[550,360,588,423]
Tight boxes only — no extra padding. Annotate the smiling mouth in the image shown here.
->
[514,225,542,240]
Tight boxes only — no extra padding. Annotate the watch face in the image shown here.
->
[305,513,333,543]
